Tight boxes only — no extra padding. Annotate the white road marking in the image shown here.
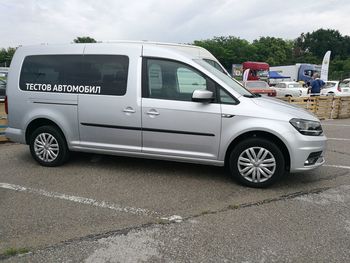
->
[322,124,350,127]
[0,182,160,218]
[161,215,183,223]
[324,164,350,170]
[327,138,350,141]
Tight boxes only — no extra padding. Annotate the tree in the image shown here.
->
[73,36,97,43]
[0,47,17,67]
[251,37,294,66]
[294,29,346,60]
[194,36,256,69]
[193,29,350,79]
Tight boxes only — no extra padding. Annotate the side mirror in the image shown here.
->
[192,89,214,103]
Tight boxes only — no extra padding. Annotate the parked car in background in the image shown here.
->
[321,80,350,96]
[274,81,307,97]
[0,71,8,80]
[242,81,276,97]
[320,81,340,96]
[339,79,350,93]
[0,79,6,101]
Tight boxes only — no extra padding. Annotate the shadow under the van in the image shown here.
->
[15,150,345,188]
[71,152,229,180]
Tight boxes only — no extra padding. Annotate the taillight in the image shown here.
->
[268,91,276,97]
[5,95,8,114]
[337,85,341,92]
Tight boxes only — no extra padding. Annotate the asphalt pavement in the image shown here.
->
[0,119,349,262]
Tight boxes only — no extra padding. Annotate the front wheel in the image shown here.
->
[229,138,285,188]
[29,125,70,167]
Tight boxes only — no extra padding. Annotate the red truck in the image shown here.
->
[242,61,269,81]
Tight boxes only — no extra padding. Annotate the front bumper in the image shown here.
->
[288,132,327,172]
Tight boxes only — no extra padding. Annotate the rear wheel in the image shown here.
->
[229,137,285,188]
[29,125,70,167]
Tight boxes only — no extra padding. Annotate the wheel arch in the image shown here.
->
[224,130,291,171]
[25,118,65,145]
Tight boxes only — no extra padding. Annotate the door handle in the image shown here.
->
[222,114,234,118]
[123,107,136,114]
[146,109,160,116]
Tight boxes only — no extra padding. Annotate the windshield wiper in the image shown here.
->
[243,94,261,98]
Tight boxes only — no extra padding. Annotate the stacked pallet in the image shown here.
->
[329,97,341,119]
[279,96,350,120]
[288,97,317,112]
[338,97,350,119]
[0,102,8,142]
[314,97,334,120]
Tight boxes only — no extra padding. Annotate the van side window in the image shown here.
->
[177,67,207,93]
[143,58,215,101]
[19,55,129,96]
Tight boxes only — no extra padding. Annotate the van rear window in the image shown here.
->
[19,55,129,96]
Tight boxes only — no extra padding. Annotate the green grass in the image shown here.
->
[4,247,30,256]
[155,218,170,225]
[228,204,241,209]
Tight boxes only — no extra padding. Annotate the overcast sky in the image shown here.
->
[0,0,349,47]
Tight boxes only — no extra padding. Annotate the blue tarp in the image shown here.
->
[269,71,290,79]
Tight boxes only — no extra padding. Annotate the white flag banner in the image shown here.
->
[243,69,250,82]
[320,51,331,81]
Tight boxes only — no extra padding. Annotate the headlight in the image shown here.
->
[289,118,323,136]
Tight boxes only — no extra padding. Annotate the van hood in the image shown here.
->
[250,97,319,121]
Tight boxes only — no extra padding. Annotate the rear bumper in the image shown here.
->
[5,127,26,144]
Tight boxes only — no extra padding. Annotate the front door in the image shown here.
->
[141,58,221,160]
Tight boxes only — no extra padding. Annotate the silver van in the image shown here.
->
[5,41,326,187]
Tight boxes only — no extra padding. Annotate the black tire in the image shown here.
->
[29,125,70,167]
[229,137,285,188]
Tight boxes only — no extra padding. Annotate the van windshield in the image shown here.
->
[194,59,252,96]
[203,59,227,74]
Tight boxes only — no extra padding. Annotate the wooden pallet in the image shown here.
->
[278,96,350,120]
[0,102,8,142]
[315,97,334,120]
[330,97,341,119]
[284,97,317,112]
[338,97,350,119]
